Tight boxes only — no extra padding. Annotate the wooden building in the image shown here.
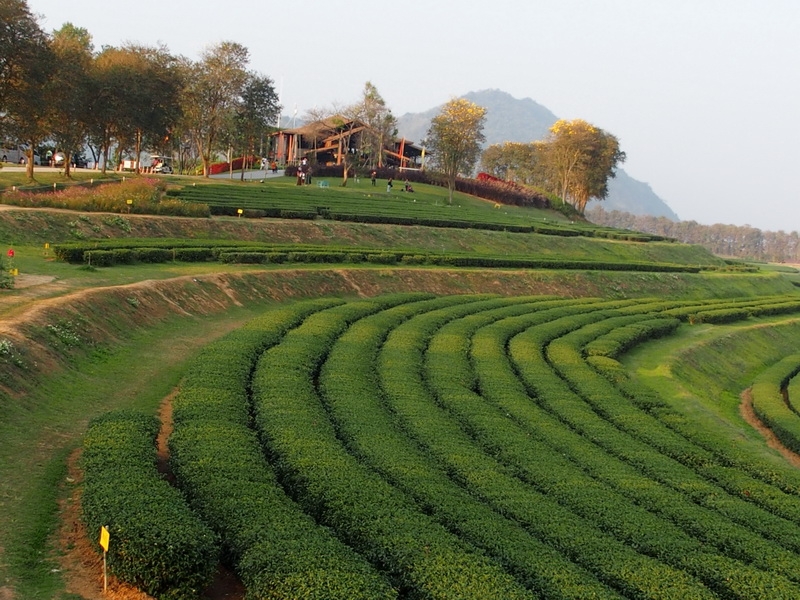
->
[272,117,424,169]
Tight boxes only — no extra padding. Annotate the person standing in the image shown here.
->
[371,169,377,186]
[386,177,393,193]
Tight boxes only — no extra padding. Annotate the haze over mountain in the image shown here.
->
[396,89,679,221]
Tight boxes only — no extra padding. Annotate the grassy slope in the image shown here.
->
[624,317,800,469]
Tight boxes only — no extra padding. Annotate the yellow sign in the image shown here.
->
[237,208,243,215]
[44,243,49,249]
[99,526,110,552]
[126,199,133,205]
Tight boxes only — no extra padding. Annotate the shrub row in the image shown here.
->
[172,181,668,241]
[378,299,724,598]
[60,239,703,273]
[529,306,800,531]
[81,410,218,600]
[751,354,800,454]
[584,317,681,358]
[319,295,623,598]
[2,178,210,217]
[169,297,399,599]
[544,316,800,588]
[250,295,536,600]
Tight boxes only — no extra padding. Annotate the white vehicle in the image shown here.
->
[1,146,24,164]
[150,156,173,174]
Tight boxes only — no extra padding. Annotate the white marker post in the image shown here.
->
[99,525,110,592]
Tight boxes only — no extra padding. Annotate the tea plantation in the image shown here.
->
[2,175,800,599]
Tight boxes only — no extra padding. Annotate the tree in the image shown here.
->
[0,0,55,179]
[231,72,280,180]
[539,119,625,214]
[48,23,93,177]
[480,142,540,185]
[425,98,487,204]
[179,41,250,177]
[356,81,396,169]
[85,44,181,174]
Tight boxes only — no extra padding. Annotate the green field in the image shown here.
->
[2,172,800,599]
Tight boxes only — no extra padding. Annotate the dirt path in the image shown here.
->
[740,387,800,468]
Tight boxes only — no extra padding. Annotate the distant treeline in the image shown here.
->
[587,206,800,264]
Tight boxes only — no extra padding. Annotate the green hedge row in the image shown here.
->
[584,317,681,358]
[171,182,669,241]
[250,295,537,600]
[468,303,800,596]
[80,411,218,600]
[544,316,800,592]
[751,354,800,454]
[63,240,703,274]
[378,299,725,598]
[168,298,399,599]
[319,295,623,598]
[529,306,800,530]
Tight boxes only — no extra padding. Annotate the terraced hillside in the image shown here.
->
[154,293,800,599]
[1,178,800,599]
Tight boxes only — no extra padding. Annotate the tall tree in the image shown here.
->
[48,23,93,177]
[179,41,250,177]
[356,81,396,169]
[425,98,487,204]
[539,119,625,214]
[329,101,366,187]
[0,0,55,179]
[231,72,280,180]
[86,45,176,173]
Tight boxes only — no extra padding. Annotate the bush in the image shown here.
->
[0,178,209,218]
[81,411,219,599]
[0,256,13,289]
[132,247,173,263]
[173,247,214,262]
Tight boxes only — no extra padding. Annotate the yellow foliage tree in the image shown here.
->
[540,119,625,213]
[425,98,487,204]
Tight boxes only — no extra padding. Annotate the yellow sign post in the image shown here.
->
[99,526,110,592]
[237,208,243,217]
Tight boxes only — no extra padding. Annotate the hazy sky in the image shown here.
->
[28,0,800,233]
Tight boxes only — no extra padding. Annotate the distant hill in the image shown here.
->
[396,89,679,220]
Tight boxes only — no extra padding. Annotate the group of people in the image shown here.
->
[371,170,413,193]
[260,157,279,173]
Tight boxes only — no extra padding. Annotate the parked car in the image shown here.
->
[52,152,89,168]
[150,156,173,174]
[18,152,41,165]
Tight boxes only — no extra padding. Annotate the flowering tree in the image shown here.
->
[425,98,487,204]
[539,119,625,214]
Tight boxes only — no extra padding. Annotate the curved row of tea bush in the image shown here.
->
[167,298,399,599]
[417,300,800,597]
[251,295,538,599]
[750,354,800,454]
[83,291,800,598]
[318,295,624,599]
[81,411,218,600]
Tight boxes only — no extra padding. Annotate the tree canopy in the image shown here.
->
[479,119,625,214]
[425,98,487,204]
